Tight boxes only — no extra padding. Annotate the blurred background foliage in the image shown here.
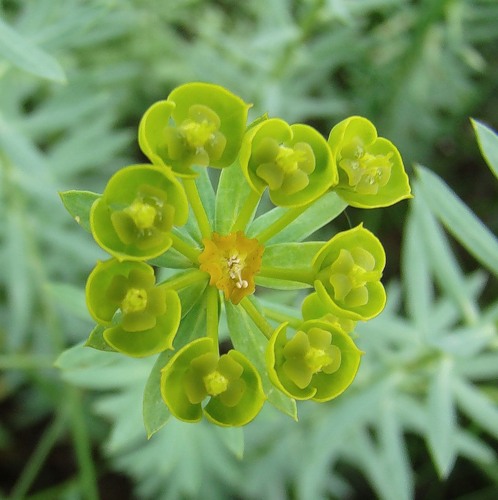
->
[0,0,497,498]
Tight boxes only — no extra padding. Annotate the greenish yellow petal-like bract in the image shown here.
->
[90,164,188,261]
[85,259,181,357]
[301,292,356,334]
[239,118,337,207]
[139,82,250,177]
[328,116,411,208]
[266,320,362,401]
[160,338,265,427]
[312,224,386,321]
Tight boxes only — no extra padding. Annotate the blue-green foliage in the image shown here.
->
[1,0,498,498]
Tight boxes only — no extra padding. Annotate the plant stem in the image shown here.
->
[160,269,209,291]
[11,409,67,500]
[206,286,220,353]
[263,307,302,330]
[259,265,315,285]
[183,178,212,239]
[253,202,312,244]
[170,232,201,263]
[240,297,274,340]
[231,190,261,233]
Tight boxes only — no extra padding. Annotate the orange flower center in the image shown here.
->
[199,231,264,304]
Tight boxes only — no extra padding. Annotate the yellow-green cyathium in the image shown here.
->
[85,259,181,357]
[139,82,250,177]
[90,164,188,261]
[61,82,411,430]
[239,118,337,207]
[328,116,411,208]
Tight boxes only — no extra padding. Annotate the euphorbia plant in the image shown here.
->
[60,82,411,429]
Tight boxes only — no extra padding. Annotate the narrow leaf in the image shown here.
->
[143,296,207,438]
[215,162,253,234]
[416,166,498,277]
[196,168,216,225]
[143,350,171,438]
[85,324,116,352]
[46,282,90,322]
[412,184,480,324]
[378,398,413,500]
[0,17,66,82]
[248,191,347,244]
[262,241,323,269]
[427,358,457,478]
[402,206,433,335]
[5,208,33,350]
[257,241,321,290]
[149,248,194,269]
[55,341,114,371]
[225,301,297,420]
[214,426,245,459]
[472,119,498,179]
[59,190,100,232]
[453,377,498,440]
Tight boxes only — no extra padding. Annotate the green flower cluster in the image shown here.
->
[62,82,411,427]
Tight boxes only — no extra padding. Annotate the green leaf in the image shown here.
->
[149,247,194,269]
[215,161,253,235]
[427,358,457,478]
[472,119,498,180]
[57,342,152,390]
[415,166,498,278]
[59,190,100,233]
[177,279,208,319]
[458,353,498,381]
[0,17,66,82]
[257,242,321,290]
[453,377,498,440]
[225,301,297,420]
[143,350,171,438]
[213,426,244,459]
[5,207,33,350]
[377,398,413,500]
[411,185,480,324]
[143,297,208,436]
[55,341,115,371]
[248,191,347,244]
[262,241,323,269]
[402,207,433,335]
[45,282,91,322]
[85,324,117,353]
[195,167,216,226]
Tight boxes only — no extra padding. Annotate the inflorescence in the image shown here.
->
[62,82,411,427]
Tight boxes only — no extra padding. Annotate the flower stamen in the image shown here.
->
[227,254,249,289]
[199,232,264,304]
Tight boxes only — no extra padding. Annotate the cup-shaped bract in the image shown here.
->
[139,82,250,177]
[86,259,181,357]
[328,116,411,208]
[312,225,386,321]
[266,320,362,402]
[239,118,337,207]
[90,164,188,261]
[160,338,265,427]
[301,292,356,334]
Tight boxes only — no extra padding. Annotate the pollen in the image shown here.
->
[199,231,264,304]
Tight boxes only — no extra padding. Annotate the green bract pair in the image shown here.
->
[61,82,411,429]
